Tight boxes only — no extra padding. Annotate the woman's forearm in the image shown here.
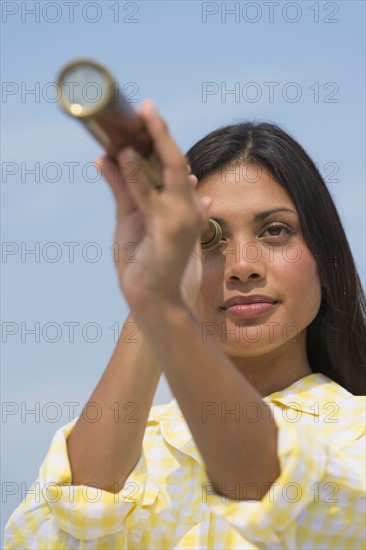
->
[135,300,280,501]
[66,312,161,493]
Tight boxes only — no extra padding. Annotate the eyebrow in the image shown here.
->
[210,207,297,226]
[253,207,297,222]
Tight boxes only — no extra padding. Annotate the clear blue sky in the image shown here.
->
[1,0,365,534]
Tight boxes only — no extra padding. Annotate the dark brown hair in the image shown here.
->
[186,122,366,395]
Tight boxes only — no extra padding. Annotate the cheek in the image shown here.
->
[278,246,321,316]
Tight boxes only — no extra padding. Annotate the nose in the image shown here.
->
[223,240,267,283]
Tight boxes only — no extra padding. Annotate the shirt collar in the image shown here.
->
[148,372,353,464]
[262,372,352,415]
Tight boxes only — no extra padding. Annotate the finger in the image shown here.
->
[95,156,121,198]
[94,156,125,201]
[117,147,154,215]
[189,174,198,188]
[200,196,213,210]
[96,155,140,216]
[139,99,188,193]
[198,196,214,226]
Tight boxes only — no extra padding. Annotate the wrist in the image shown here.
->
[130,294,190,328]
[115,311,163,376]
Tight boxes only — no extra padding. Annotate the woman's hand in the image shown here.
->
[97,99,212,315]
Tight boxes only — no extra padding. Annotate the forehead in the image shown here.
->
[197,164,295,211]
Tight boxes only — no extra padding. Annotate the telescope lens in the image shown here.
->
[59,62,111,116]
[201,218,222,251]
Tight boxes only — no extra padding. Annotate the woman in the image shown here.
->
[4,100,366,549]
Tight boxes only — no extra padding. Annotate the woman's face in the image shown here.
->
[193,163,322,357]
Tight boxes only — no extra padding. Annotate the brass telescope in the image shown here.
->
[56,59,222,251]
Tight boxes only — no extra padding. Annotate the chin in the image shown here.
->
[214,336,280,357]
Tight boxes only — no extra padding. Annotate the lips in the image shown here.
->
[221,295,278,309]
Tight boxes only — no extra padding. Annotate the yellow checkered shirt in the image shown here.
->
[4,372,366,549]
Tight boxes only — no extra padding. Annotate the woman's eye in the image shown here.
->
[202,223,293,251]
[260,223,291,238]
